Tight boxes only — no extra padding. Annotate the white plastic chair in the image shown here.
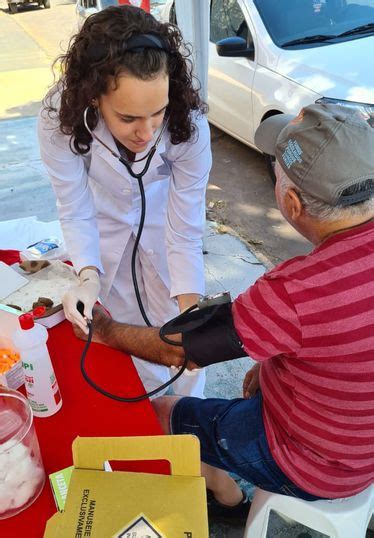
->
[244,485,374,538]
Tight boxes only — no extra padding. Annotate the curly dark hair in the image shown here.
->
[43,5,207,154]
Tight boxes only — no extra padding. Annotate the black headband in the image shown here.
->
[86,33,170,64]
[125,33,170,53]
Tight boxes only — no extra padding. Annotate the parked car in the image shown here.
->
[162,0,374,180]
[8,0,49,14]
[76,0,167,28]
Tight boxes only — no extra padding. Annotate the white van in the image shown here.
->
[163,0,374,178]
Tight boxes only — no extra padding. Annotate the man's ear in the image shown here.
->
[285,188,303,221]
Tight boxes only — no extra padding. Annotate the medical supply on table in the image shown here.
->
[20,238,66,262]
[0,348,23,390]
[12,311,62,417]
[0,386,45,519]
[2,261,78,329]
[160,291,247,367]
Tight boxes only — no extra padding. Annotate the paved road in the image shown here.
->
[0,0,77,117]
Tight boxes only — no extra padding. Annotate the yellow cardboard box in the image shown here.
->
[44,435,208,538]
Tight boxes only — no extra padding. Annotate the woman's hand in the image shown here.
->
[243,362,261,399]
[72,304,112,345]
[63,267,100,334]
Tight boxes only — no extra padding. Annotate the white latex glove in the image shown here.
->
[62,268,100,334]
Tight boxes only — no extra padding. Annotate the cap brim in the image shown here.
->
[254,114,294,155]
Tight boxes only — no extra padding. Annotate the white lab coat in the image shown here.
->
[38,109,212,397]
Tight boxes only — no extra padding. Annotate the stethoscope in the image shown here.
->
[80,106,190,401]
[83,105,169,327]
[83,106,168,180]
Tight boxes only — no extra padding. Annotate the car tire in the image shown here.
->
[264,153,276,185]
[261,111,283,184]
[8,2,17,13]
[43,0,50,8]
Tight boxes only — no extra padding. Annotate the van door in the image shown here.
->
[208,0,256,144]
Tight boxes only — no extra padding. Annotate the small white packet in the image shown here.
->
[20,238,67,262]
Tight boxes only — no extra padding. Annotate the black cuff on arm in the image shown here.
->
[182,303,246,366]
[160,301,245,367]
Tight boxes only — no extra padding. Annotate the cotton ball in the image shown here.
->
[0,466,7,481]
[10,480,36,509]
[0,452,13,486]
[0,481,15,514]
[0,442,44,514]
[30,463,45,485]
[2,462,44,511]
[6,442,29,463]
[5,454,35,488]
[2,442,32,487]
[0,453,10,479]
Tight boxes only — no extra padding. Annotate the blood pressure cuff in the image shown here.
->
[160,302,246,367]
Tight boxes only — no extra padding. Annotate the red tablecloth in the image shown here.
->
[0,251,163,538]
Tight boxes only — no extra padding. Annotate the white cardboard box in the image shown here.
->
[0,261,78,328]
[0,305,24,389]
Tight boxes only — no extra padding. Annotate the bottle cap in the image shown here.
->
[19,313,34,330]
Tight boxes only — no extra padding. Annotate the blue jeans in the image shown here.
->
[171,392,324,501]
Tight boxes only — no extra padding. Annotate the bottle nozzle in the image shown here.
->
[19,313,35,330]
[18,306,46,330]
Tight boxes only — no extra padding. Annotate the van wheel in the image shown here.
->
[43,0,50,8]
[264,154,276,185]
[8,2,17,13]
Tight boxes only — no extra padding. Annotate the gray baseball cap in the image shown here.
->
[255,103,374,206]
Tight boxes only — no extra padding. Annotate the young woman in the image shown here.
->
[38,5,211,397]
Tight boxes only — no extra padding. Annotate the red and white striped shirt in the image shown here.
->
[233,220,374,498]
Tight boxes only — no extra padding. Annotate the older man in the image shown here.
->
[75,103,374,524]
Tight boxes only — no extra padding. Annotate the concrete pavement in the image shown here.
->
[0,0,77,118]
[0,11,51,117]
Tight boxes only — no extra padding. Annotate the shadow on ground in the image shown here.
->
[5,100,43,118]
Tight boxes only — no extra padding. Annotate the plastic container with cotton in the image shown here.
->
[0,386,46,518]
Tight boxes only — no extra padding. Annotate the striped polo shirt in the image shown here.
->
[232,220,374,498]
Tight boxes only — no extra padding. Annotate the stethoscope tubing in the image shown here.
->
[80,104,190,401]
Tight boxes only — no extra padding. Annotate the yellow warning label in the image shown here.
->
[114,513,164,538]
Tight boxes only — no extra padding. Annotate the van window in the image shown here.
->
[254,0,374,48]
[210,0,251,45]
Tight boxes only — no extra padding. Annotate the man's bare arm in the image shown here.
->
[74,306,188,368]
[100,320,185,367]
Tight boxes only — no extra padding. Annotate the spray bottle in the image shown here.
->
[12,309,62,417]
